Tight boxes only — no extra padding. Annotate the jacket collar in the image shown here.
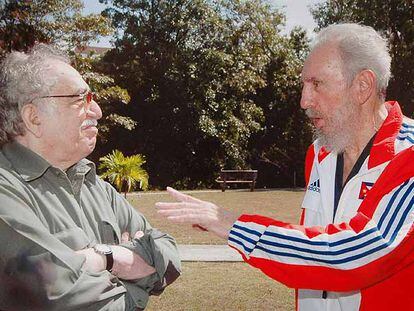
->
[368,101,402,169]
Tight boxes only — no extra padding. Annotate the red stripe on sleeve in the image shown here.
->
[232,225,414,291]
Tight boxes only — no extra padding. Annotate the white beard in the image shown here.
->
[307,100,360,153]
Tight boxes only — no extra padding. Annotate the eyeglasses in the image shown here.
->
[38,91,96,111]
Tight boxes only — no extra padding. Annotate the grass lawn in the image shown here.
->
[128,189,305,245]
[128,189,305,311]
[147,262,295,311]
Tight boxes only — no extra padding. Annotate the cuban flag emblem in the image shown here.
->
[358,181,374,199]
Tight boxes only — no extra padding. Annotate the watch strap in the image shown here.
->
[93,244,114,273]
[105,251,114,272]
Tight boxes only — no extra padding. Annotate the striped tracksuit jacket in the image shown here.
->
[228,101,414,310]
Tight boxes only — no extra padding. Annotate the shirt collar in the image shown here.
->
[1,141,97,182]
[67,158,97,182]
[2,141,51,181]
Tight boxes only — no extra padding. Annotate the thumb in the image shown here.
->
[121,232,130,243]
[134,231,145,239]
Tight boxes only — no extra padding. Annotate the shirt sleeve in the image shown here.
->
[0,179,127,311]
[228,147,414,292]
[100,180,181,301]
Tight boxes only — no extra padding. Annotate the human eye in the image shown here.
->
[312,79,321,89]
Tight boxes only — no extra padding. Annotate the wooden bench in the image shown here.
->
[215,170,258,192]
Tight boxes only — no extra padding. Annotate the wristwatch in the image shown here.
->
[93,244,114,272]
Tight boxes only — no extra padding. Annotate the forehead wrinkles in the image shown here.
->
[301,44,347,84]
[46,61,88,94]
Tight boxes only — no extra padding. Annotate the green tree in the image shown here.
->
[252,27,313,187]
[99,149,149,197]
[311,0,414,116]
[0,0,112,58]
[100,0,311,188]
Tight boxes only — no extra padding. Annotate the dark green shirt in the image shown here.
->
[0,142,181,310]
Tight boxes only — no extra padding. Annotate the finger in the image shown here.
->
[157,207,200,219]
[166,187,203,203]
[121,232,130,243]
[157,209,195,218]
[134,231,144,239]
[157,204,205,217]
[166,214,207,224]
[155,202,201,210]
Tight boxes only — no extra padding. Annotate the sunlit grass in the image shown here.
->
[128,189,305,244]
[147,262,295,311]
[128,189,304,310]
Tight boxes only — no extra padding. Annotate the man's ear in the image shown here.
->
[20,104,43,138]
[353,69,376,105]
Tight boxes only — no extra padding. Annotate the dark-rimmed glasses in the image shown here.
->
[38,91,96,111]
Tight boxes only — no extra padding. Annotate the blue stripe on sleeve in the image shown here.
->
[228,236,253,253]
[230,180,414,266]
[377,180,409,230]
[233,223,261,237]
[382,182,414,238]
[397,136,414,144]
[402,123,414,129]
[229,228,258,245]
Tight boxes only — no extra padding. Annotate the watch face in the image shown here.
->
[94,244,112,255]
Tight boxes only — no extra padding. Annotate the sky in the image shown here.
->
[83,0,325,47]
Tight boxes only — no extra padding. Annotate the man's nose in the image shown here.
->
[87,99,103,120]
[300,84,314,110]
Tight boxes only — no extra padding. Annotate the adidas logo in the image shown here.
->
[308,179,320,193]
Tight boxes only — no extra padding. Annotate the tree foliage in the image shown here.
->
[311,0,414,116]
[0,0,112,58]
[0,0,313,189]
[0,0,135,156]
[100,0,311,188]
[99,149,149,197]
[252,26,312,186]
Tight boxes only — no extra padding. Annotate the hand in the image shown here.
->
[75,248,106,273]
[76,231,156,280]
[121,230,144,243]
[155,187,239,239]
[112,230,156,280]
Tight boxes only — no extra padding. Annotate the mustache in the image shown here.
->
[81,119,98,127]
[305,109,322,118]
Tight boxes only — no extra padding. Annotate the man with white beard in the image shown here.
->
[156,23,414,310]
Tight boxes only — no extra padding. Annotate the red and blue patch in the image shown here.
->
[359,181,374,200]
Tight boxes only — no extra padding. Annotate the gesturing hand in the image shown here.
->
[155,187,239,239]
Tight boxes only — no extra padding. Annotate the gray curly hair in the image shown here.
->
[0,44,70,145]
[312,23,391,99]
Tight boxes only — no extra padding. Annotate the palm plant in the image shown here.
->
[99,150,149,197]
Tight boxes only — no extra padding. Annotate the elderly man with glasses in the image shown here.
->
[0,44,181,310]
